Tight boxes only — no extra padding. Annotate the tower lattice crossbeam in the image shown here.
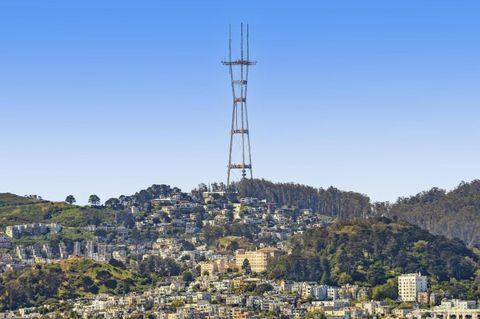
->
[222,23,256,186]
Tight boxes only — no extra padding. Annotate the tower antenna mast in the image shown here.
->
[222,23,256,186]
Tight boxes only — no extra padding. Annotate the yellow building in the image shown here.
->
[235,247,282,273]
[231,308,250,319]
[199,259,227,275]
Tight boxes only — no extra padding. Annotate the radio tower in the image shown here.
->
[222,23,256,186]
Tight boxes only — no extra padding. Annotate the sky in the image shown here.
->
[1,1,480,204]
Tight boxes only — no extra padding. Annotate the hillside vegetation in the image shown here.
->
[3,177,480,249]
[0,193,46,207]
[0,258,143,310]
[0,193,116,227]
[236,179,480,248]
[267,218,480,298]
[236,179,372,218]
[384,181,480,247]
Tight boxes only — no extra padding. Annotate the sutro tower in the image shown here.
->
[222,23,256,186]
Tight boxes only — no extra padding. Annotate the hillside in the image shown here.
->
[236,179,372,218]
[384,181,480,248]
[0,193,46,207]
[267,218,480,299]
[0,193,116,227]
[235,179,480,248]
[0,258,143,310]
[2,178,480,248]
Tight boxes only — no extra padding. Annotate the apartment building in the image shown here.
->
[398,273,427,302]
[235,247,282,273]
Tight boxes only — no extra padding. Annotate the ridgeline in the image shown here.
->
[237,179,480,247]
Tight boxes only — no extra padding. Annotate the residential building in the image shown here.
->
[235,247,282,273]
[398,273,427,302]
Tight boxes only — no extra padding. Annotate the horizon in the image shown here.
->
[2,177,477,206]
[2,1,480,205]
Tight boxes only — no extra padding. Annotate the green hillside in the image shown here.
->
[0,193,46,207]
[267,218,480,299]
[0,193,115,227]
[0,258,143,310]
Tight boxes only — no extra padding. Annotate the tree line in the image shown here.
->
[236,179,373,218]
[236,179,480,248]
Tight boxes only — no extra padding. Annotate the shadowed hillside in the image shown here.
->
[384,180,480,247]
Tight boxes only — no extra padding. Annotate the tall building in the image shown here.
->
[398,273,427,302]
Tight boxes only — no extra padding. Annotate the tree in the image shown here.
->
[138,256,181,278]
[182,271,194,283]
[88,195,101,206]
[366,262,387,286]
[227,240,240,252]
[372,279,398,300]
[171,299,184,310]
[305,311,327,319]
[254,283,273,294]
[65,195,76,205]
[105,198,121,209]
[226,210,234,223]
[242,258,252,275]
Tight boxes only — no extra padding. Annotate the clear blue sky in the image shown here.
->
[1,1,479,204]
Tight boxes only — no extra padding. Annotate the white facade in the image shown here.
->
[437,299,478,310]
[398,273,427,302]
